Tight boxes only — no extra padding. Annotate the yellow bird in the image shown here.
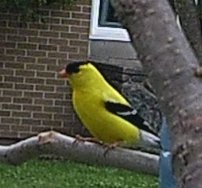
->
[59,61,160,148]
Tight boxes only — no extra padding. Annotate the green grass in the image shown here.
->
[0,160,158,188]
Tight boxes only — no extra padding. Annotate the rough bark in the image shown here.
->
[0,131,159,176]
[111,0,202,188]
[175,0,202,65]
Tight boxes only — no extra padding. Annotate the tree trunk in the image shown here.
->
[0,131,159,176]
[175,0,202,65]
[111,0,202,188]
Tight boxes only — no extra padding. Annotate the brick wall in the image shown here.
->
[0,0,91,141]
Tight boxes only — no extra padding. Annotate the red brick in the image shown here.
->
[42,120,62,127]
[58,59,71,66]
[5,76,24,83]
[7,35,27,42]
[0,20,7,27]
[25,78,45,84]
[65,5,81,12]
[6,49,25,56]
[0,55,15,62]
[81,20,90,27]
[0,42,16,48]
[0,97,12,103]
[12,111,31,118]
[18,132,34,138]
[17,43,37,50]
[24,91,43,98]
[0,110,10,116]
[39,44,57,51]
[77,0,90,5]
[36,71,55,78]
[3,90,22,97]
[37,9,50,16]
[22,119,41,125]
[48,52,67,59]
[79,47,88,54]
[15,83,34,90]
[0,125,11,132]
[34,98,53,106]
[80,34,89,40]
[49,38,68,46]
[60,32,79,39]
[17,56,36,63]
[42,17,60,24]
[26,63,46,71]
[46,65,60,72]
[0,27,18,35]
[64,106,74,114]
[0,34,5,41]
[5,62,24,69]
[56,86,70,93]
[31,126,50,132]
[8,22,28,28]
[0,131,18,138]
[40,31,59,38]
[82,6,91,13]
[15,70,35,77]
[0,7,90,139]
[0,82,13,89]
[70,26,89,33]
[11,125,31,132]
[23,105,42,112]
[72,12,90,20]
[50,25,69,32]
[19,29,38,36]
[28,36,48,44]
[46,79,65,86]
[0,13,18,21]
[51,10,70,18]
[54,99,72,106]
[33,112,52,119]
[29,23,49,30]
[62,19,81,26]
[2,104,21,110]
[45,93,64,99]
[38,58,57,65]
[0,48,4,54]
[69,40,88,47]
[59,46,78,53]
[54,113,73,121]
[0,68,14,75]
[1,117,20,124]
[13,97,33,104]
[69,53,87,60]
[27,50,46,57]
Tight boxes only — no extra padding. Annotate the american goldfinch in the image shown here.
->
[59,61,160,148]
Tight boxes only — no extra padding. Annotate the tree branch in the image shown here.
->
[0,131,159,176]
[111,0,202,187]
[175,0,202,65]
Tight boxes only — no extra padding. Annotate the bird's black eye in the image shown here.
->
[65,61,89,74]
[66,63,80,74]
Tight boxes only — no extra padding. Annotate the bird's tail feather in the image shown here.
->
[139,130,160,149]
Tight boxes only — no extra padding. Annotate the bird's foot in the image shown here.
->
[73,134,102,144]
[103,142,121,156]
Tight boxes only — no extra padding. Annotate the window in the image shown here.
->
[89,0,130,41]
[99,0,122,28]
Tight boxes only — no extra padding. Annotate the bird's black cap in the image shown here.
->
[65,61,90,74]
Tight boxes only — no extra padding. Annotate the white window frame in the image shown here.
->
[89,0,130,41]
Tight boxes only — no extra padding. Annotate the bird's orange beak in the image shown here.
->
[59,69,69,78]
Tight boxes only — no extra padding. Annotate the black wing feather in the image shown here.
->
[105,101,158,136]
